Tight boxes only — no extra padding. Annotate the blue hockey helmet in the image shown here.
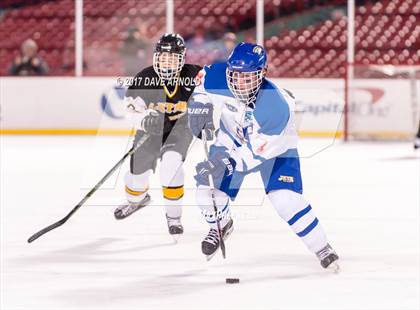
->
[226,42,267,104]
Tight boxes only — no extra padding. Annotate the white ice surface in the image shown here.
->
[1,136,419,310]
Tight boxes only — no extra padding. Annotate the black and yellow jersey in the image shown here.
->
[125,64,202,135]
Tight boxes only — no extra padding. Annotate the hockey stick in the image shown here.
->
[201,131,226,259]
[27,133,149,243]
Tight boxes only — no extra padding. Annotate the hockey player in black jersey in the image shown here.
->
[114,33,201,238]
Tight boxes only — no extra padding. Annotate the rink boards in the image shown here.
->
[0,77,418,138]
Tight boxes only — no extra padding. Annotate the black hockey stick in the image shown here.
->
[202,131,226,259]
[27,134,149,243]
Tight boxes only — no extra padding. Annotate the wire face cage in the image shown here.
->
[153,51,185,80]
[226,68,264,104]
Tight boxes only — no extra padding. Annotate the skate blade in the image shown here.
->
[205,252,217,261]
[114,196,151,220]
[205,246,226,261]
[327,262,340,273]
[171,234,181,244]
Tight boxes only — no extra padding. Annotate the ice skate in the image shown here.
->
[316,243,340,272]
[114,194,151,220]
[166,214,184,242]
[202,219,234,261]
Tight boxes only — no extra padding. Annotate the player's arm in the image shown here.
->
[187,67,215,139]
[187,63,229,139]
[124,71,163,135]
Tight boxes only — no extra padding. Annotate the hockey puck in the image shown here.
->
[226,278,240,284]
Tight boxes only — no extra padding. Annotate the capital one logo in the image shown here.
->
[349,87,389,117]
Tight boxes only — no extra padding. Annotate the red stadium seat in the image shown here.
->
[0,0,417,76]
[266,0,418,78]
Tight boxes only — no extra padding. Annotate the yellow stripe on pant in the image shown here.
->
[162,186,184,200]
[125,186,148,196]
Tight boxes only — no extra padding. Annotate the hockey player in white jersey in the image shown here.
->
[187,42,339,269]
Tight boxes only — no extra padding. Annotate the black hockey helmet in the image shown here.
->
[155,33,186,54]
[153,33,186,80]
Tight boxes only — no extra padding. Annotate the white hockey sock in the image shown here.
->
[124,170,151,203]
[196,186,231,229]
[268,189,328,253]
[160,151,185,219]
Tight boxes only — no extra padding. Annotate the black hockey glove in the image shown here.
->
[188,99,215,140]
[194,151,235,186]
[141,110,164,135]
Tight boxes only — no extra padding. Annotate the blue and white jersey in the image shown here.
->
[191,62,298,171]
